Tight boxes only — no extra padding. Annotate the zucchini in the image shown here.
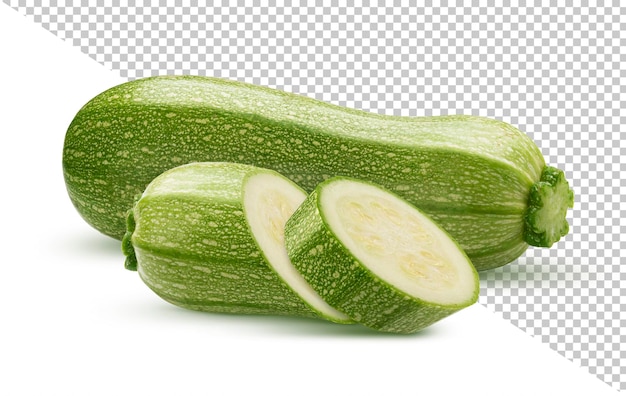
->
[123,162,349,322]
[64,75,574,270]
[284,177,479,334]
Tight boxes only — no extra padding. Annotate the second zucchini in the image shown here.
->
[123,162,350,322]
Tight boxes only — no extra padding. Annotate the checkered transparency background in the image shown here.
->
[7,0,625,390]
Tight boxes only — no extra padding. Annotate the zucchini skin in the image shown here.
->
[123,162,317,318]
[63,75,572,270]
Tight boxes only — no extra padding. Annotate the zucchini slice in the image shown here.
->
[285,177,479,333]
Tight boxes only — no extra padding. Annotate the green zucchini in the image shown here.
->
[122,162,349,322]
[284,177,479,334]
[64,75,574,270]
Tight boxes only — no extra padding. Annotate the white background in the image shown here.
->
[0,4,618,395]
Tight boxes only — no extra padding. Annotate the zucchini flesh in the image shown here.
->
[65,75,574,270]
[123,162,345,322]
[242,172,350,322]
[284,177,479,334]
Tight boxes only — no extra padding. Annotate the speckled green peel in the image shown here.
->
[524,166,575,247]
[284,177,479,334]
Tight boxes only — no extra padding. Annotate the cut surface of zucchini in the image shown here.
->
[244,173,351,323]
[322,179,477,306]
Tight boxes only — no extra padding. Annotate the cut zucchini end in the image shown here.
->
[524,166,575,248]
[244,172,352,323]
[320,177,479,309]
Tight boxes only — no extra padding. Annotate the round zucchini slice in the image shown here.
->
[284,177,479,333]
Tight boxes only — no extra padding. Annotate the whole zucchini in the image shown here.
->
[63,75,574,270]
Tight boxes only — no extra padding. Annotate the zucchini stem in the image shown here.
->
[523,166,574,247]
[122,209,138,271]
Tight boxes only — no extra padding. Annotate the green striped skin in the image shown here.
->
[284,177,479,334]
[63,75,574,270]
[123,162,317,318]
